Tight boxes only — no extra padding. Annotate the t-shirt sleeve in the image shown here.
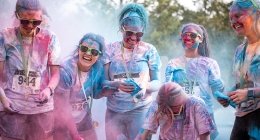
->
[194,101,216,135]
[0,32,6,61]
[142,101,160,134]
[48,33,61,65]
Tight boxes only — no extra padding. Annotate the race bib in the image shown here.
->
[181,81,200,97]
[12,70,41,94]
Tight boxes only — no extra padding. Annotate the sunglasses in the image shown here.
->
[181,32,201,39]
[18,17,42,26]
[122,27,144,38]
[80,45,101,56]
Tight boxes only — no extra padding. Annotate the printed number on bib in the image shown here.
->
[12,70,41,94]
[182,81,200,97]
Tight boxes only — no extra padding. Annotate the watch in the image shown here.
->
[48,86,54,96]
[247,89,255,100]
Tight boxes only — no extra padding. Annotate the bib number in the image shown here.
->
[12,70,41,94]
[182,81,200,97]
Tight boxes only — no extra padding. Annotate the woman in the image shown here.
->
[102,3,161,140]
[165,23,224,139]
[228,0,260,139]
[0,0,60,139]
[139,82,215,140]
[54,33,105,140]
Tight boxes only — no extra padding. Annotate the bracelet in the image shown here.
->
[48,86,54,96]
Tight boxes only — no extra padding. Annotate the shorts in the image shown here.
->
[0,111,54,140]
[230,108,260,140]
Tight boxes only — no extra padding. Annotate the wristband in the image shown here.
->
[48,86,54,96]
[247,89,255,100]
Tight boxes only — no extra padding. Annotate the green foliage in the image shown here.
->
[140,0,242,55]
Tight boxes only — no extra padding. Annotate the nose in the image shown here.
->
[85,50,92,56]
[24,22,35,29]
[129,34,138,40]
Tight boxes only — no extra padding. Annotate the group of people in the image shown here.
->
[0,0,260,140]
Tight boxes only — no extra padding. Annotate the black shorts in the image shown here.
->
[230,108,260,140]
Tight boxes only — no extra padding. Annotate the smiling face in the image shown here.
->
[122,25,144,48]
[229,5,255,37]
[181,27,202,49]
[17,10,42,37]
[78,40,101,71]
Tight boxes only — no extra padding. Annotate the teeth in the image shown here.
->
[234,24,242,29]
[83,56,91,61]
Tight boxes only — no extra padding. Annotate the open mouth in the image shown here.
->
[83,56,92,61]
[232,23,243,31]
[184,40,194,46]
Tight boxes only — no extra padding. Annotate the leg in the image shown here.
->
[0,112,27,140]
[230,116,249,140]
[247,109,260,140]
[105,109,126,140]
[77,113,97,140]
[53,127,70,140]
[26,111,54,140]
[126,107,149,140]
[79,129,97,140]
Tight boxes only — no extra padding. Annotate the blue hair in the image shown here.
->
[72,33,105,57]
[232,0,260,10]
[119,3,149,31]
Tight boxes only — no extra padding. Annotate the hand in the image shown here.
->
[228,89,248,104]
[72,135,84,140]
[118,81,135,93]
[37,87,52,103]
[1,96,18,113]
[217,99,229,107]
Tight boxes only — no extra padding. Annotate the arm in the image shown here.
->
[38,65,60,101]
[146,69,161,94]
[146,45,162,94]
[135,129,153,140]
[98,63,118,97]
[199,132,210,140]
[0,61,17,112]
[208,60,228,107]
[228,87,260,104]
[101,63,134,97]
[55,91,82,140]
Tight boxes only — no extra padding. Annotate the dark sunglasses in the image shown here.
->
[80,45,101,56]
[181,32,201,39]
[122,27,144,38]
[19,19,42,26]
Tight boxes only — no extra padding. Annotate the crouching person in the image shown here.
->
[137,82,216,140]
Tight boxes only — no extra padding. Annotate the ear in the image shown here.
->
[197,36,203,43]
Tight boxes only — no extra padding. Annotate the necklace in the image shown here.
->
[77,63,94,114]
